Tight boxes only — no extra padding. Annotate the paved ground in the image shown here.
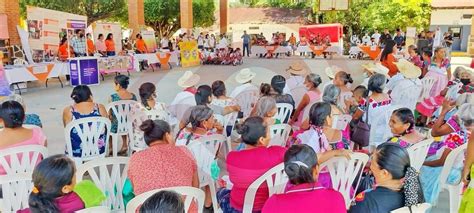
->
[19,55,466,212]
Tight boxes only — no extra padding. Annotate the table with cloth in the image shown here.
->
[134,51,180,70]
[297,45,342,56]
[358,45,381,60]
[4,62,69,88]
[251,45,292,56]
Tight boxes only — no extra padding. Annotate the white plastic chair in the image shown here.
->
[407,138,433,172]
[273,103,294,124]
[418,78,436,102]
[189,134,227,212]
[75,206,111,213]
[76,157,129,211]
[214,112,238,153]
[445,83,463,100]
[0,145,48,175]
[106,100,139,157]
[13,58,29,65]
[129,110,149,153]
[290,85,307,108]
[319,152,369,209]
[234,88,259,117]
[126,186,205,213]
[391,82,422,112]
[437,143,467,213]
[0,172,33,212]
[268,124,292,147]
[242,162,288,213]
[64,117,112,165]
[391,203,432,213]
[171,96,196,124]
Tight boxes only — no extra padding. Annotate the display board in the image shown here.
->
[91,22,122,53]
[141,31,157,53]
[0,53,11,97]
[27,6,87,61]
[69,57,100,86]
[179,41,200,68]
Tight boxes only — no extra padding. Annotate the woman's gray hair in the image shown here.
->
[452,66,467,80]
[255,96,276,117]
[322,84,340,105]
[368,73,386,93]
[456,93,474,106]
[457,103,474,128]
[305,73,322,88]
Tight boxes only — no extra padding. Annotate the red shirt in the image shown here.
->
[262,183,346,213]
[227,146,286,211]
[105,39,115,52]
[381,53,398,77]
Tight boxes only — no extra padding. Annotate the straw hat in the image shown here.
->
[394,59,421,79]
[324,65,343,79]
[178,71,200,88]
[286,62,308,75]
[235,68,256,84]
[362,63,389,77]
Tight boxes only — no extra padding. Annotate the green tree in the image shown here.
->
[20,0,127,25]
[144,0,216,38]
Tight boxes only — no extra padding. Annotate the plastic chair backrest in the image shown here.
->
[390,203,432,213]
[174,96,196,123]
[242,162,288,213]
[126,186,205,213]
[129,110,148,152]
[290,86,307,107]
[75,206,111,213]
[0,172,33,212]
[302,98,320,123]
[76,157,130,211]
[268,124,292,147]
[407,138,433,172]
[64,117,112,164]
[188,134,226,186]
[419,78,436,101]
[13,58,28,65]
[273,103,294,124]
[0,145,48,175]
[439,143,467,189]
[319,152,369,208]
[106,100,138,136]
[234,88,259,117]
[391,83,422,112]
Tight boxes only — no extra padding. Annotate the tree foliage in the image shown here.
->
[144,0,216,38]
[238,0,310,9]
[19,0,127,25]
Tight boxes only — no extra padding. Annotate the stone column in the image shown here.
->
[220,0,228,34]
[128,0,145,38]
[180,0,193,30]
[0,0,21,45]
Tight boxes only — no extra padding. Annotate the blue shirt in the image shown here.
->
[242,34,251,44]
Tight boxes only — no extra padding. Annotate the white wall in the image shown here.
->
[430,8,472,26]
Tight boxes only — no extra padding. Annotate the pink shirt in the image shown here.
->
[262,183,346,213]
[18,192,85,213]
[95,40,106,52]
[0,128,47,175]
[227,146,286,211]
[128,144,197,195]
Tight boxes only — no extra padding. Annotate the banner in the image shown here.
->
[179,41,200,68]
[141,31,157,53]
[27,6,87,61]
[69,57,99,86]
[0,53,11,98]
[98,56,134,74]
[91,23,122,53]
[25,64,54,82]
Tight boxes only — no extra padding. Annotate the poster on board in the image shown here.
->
[91,23,122,53]
[27,6,87,61]
[179,41,200,68]
[141,31,157,53]
[69,57,100,86]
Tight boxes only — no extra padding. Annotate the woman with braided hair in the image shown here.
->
[349,143,424,212]
[388,108,425,148]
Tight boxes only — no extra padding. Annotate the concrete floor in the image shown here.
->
[18,55,464,212]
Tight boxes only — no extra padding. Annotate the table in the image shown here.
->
[134,51,180,70]
[5,62,69,86]
[97,55,139,75]
[359,45,381,60]
[297,45,342,56]
[251,45,291,56]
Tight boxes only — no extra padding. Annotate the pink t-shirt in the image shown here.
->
[262,183,346,213]
[128,144,197,195]
[0,128,47,175]
[227,146,286,211]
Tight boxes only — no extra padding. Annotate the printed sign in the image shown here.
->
[69,57,99,86]
[179,41,200,68]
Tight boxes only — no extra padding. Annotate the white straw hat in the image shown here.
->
[235,68,256,84]
[178,71,200,88]
[325,65,343,79]
[394,59,422,79]
[362,63,389,77]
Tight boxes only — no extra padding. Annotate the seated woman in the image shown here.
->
[6,94,42,127]
[253,96,279,126]
[290,73,322,127]
[421,102,474,204]
[211,80,240,112]
[388,108,425,148]
[62,85,108,157]
[135,82,170,121]
[333,71,354,112]
[128,119,198,195]
[262,144,346,213]
[217,116,286,212]
[139,190,185,212]
[197,84,238,116]
[271,75,295,110]
[349,143,424,212]
[109,75,138,155]
[0,101,47,175]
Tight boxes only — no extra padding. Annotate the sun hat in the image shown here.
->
[324,65,343,79]
[235,68,256,84]
[178,71,200,88]
[416,96,444,117]
[362,63,389,77]
[286,62,308,75]
[394,58,422,79]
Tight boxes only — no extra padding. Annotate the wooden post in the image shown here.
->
[0,0,21,45]
[220,0,228,34]
[180,0,193,30]
[128,0,145,38]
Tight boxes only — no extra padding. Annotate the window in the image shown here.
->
[448,27,461,39]
[462,14,472,19]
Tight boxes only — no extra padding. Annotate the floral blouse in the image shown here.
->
[428,115,470,155]
[328,132,350,150]
[388,137,413,149]
[175,129,217,146]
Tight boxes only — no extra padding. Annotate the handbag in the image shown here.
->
[356,171,375,195]
[351,98,371,147]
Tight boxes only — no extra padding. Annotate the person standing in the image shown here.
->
[371,30,381,45]
[86,33,95,56]
[433,27,442,49]
[105,33,116,56]
[209,34,216,50]
[379,29,392,48]
[362,33,371,46]
[197,33,204,50]
[70,29,86,57]
[241,31,251,57]
[444,31,453,59]
[393,29,405,50]
[95,34,107,56]
[289,33,297,55]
